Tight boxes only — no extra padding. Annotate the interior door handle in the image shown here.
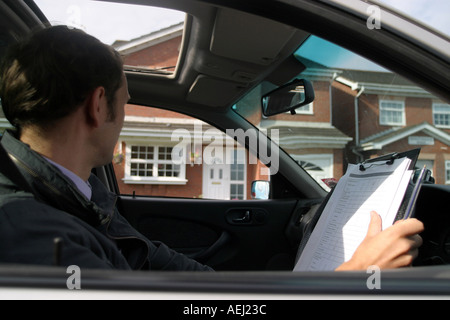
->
[226,208,267,225]
[232,210,251,223]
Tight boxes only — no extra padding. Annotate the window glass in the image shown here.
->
[296,102,313,115]
[379,100,406,126]
[115,105,269,200]
[34,0,186,75]
[128,146,181,179]
[446,161,450,184]
[230,150,246,200]
[433,103,450,128]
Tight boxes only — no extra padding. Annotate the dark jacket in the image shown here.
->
[0,131,212,271]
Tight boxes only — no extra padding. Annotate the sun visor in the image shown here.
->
[210,8,297,65]
[187,75,244,108]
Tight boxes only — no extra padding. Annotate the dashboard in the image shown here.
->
[414,184,450,266]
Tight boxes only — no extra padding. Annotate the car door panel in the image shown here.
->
[118,196,303,271]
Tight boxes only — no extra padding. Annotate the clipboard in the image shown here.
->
[402,166,427,220]
[294,148,428,271]
[395,164,430,221]
[358,148,425,221]
[359,148,421,171]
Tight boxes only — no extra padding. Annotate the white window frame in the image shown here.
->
[123,143,187,185]
[229,149,247,200]
[379,100,406,126]
[296,102,314,115]
[446,161,450,185]
[433,103,450,129]
[286,102,314,115]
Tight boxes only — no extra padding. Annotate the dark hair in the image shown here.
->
[0,25,124,128]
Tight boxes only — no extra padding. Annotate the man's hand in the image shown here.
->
[336,211,424,271]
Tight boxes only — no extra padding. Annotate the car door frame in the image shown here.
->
[105,107,326,271]
[1,0,450,295]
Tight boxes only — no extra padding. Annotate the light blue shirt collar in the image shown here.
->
[44,158,92,201]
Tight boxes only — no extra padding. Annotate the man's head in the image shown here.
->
[0,25,124,130]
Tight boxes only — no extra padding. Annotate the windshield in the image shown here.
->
[234,35,450,190]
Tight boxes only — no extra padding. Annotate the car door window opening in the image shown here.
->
[0,0,449,297]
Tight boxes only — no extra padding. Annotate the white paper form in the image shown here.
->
[294,157,413,272]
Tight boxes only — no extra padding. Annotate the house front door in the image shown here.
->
[203,159,231,200]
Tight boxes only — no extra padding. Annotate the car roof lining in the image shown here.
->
[123,1,310,114]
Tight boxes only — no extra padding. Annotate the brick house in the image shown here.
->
[112,23,450,194]
[331,69,450,185]
[112,23,269,199]
[113,104,269,199]
[112,24,355,197]
[2,24,449,198]
[255,64,353,189]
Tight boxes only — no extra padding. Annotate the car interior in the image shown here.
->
[0,0,450,295]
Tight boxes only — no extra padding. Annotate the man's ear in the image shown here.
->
[85,86,107,128]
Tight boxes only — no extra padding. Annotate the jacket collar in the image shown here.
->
[0,130,116,226]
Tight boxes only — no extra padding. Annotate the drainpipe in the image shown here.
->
[330,73,338,125]
[353,86,365,162]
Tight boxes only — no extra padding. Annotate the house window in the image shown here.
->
[433,103,450,128]
[379,100,405,126]
[296,102,314,114]
[286,102,314,115]
[125,144,187,185]
[230,150,246,200]
[292,154,334,191]
[446,161,450,185]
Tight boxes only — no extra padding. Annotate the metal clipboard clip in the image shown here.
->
[359,152,400,171]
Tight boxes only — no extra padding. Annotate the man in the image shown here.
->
[0,26,423,271]
[0,25,212,271]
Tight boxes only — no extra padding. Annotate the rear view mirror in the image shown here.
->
[261,79,315,117]
[251,181,270,200]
